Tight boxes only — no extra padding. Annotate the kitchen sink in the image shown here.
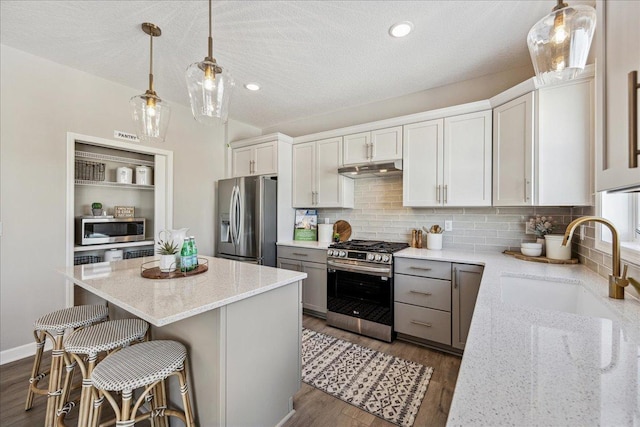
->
[500,274,617,320]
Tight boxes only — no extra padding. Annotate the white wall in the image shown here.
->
[0,45,259,355]
[263,64,534,137]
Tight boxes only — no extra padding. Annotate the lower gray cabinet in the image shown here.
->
[394,257,483,352]
[277,246,327,317]
[452,263,483,350]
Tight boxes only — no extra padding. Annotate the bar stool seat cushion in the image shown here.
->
[64,319,148,355]
[92,340,187,391]
[34,305,109,331]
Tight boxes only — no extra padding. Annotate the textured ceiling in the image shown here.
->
[0,1,594,130]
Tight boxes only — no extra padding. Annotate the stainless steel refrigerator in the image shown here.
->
[216,175,277,266]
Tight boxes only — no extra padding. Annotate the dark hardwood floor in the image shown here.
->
[0,315,461,426]
[284,315,461,427]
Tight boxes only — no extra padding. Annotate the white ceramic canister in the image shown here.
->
[544,235,571,260]
[318,224,333,243]
[116,167,133,184]
[135,166,153,185]
[104,249,123,262]
[426,233,443,250]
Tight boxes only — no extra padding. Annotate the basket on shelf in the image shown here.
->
[124,248,155,259]
[75,159,106,181]
[74,255,102,265]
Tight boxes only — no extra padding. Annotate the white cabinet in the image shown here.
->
[452,263,483,350]
[595,0,640,191]
[343,126,402,165]
[277,246,327,316]
[231,140,277,177]
[292,137,354,208]
[403,110,492,207]
[493,78,593,206]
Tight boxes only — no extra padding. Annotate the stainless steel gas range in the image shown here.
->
[326,240,409,342]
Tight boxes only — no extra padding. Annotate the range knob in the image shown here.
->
[375,254,382,261]
[367,253,375,261]
[327,249,334,256]
[339,251,347,257]
[382,255,390,262]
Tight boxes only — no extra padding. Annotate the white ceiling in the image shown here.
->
[0,1,593,130]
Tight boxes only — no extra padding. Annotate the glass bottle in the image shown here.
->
[189,236,198,269]
[180,238,192,272]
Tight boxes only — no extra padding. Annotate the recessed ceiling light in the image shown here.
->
[389,21,413,38]
[244,83,261,91]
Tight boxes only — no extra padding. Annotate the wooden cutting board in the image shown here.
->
[503,250,578,264]
[333,220,352,242]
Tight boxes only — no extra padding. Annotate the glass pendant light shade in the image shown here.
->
[130,91,171,143]
[185,59,234,125]
[527,3,596,85]
[130,23,170,142]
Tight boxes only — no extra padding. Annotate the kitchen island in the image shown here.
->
[395,249,640,426]
[59,256,307,426]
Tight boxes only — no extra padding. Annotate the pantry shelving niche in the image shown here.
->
[66,132,174,306]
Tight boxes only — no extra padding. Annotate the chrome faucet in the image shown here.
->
[563,216,640,299]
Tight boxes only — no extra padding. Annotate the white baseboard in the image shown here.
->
[1,340,53,365]
[276,409,296,427]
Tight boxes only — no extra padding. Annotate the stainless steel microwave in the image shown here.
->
[76,217,146,245]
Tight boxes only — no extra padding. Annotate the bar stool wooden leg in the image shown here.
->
[25,330,47,410]
[45,330,65,427]
[150,380,168,427]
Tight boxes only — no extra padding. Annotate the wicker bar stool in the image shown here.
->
[26,305,109,427]
[56,318,149,427]
[91,340,195,427]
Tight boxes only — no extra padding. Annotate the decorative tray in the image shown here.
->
[503,250,578,264]
[140,258,208,279]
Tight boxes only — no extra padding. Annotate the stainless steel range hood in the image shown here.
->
[338,160,402,178]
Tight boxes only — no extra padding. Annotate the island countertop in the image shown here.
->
[59,256,307,327]
[395,249,640,426]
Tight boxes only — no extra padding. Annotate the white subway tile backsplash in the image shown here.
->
[315,177,573,251]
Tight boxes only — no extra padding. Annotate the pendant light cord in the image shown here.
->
[207,0,213,60]
[149,32,154,93]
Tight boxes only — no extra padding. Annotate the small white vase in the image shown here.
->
[159,254,177,272]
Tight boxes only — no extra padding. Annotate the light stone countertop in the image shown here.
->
[395,248,640,426]
[59,256,307,327]
[277,240,332,249]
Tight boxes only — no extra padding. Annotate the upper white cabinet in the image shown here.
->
[595,0,640,191]
[292,137,354,208]
[403,110,492,207]
[343,126,402,165]
[493,78,593,206]
[231,140,277,177]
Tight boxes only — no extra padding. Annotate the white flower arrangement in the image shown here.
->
[527,215,555,237]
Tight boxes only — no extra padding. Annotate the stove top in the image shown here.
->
[328,240,409,254]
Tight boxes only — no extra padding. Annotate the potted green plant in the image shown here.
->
[157,238,180,272]
[91,202,103,216]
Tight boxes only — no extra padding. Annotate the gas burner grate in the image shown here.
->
[329,240,409,253]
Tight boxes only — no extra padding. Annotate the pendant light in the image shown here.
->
[527,0,596,85]
[130,23,171,142]
[185,0,234,125]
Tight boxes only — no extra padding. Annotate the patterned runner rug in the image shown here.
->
[301,328,434,427]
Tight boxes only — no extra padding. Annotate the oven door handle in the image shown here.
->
[327,260,392,276]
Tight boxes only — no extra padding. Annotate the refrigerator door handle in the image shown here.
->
[235,184,243,244]
[229,185,237,245]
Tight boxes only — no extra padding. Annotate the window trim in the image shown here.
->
[595,192,640,265]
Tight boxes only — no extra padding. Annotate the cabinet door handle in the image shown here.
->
[409,266,432,271]
[409,290,433,296]
[436,185,440,202]
[410,320,432,327]
[444,184,448,204]
[370,142,375,160]
[629,71,639,168]
[524,179,531,202]
[453,267,458,289]
[292,253,308,257]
